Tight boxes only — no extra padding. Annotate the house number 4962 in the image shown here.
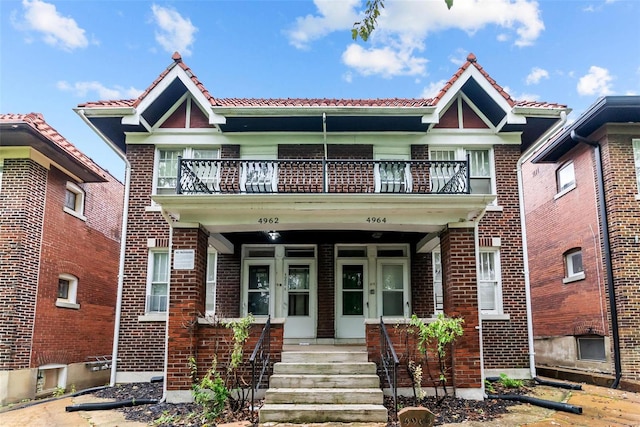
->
[258,217,279,224]
[366,217,387,223]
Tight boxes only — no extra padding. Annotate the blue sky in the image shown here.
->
[1,0,638,180]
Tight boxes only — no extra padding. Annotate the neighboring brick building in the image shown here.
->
[523,96,640,389]
[77,52,567,402]
[0,113,124,405]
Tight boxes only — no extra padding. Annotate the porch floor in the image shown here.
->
[282,344,366,352]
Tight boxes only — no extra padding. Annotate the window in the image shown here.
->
[556,162,576,194]
[430,148,493,195]
[432,251,443,314]
[155,148,218,194]
[147,251,169,312]
[56,273,79,309]
[633,139,640,193]
[63,181,85,219]
[478,249,502,314]
[564,248,584,282]
[205,250,217,315]
[577,336,606,361]
[378,260,409,316]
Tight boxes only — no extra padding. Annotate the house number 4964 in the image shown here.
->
[366,217,387,223]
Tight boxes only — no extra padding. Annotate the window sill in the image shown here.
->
[563,272,586,284]
[635,194,640,201]
[485,205,504,212]
[145,205,162,212]
[554,184,576,200]
[138,313,167,322]
[481,313,510,321]
[56,300,80,310]
[63,207,87,221]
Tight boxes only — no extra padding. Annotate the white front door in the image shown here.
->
[336,260,368,339]
[283,260,316,339]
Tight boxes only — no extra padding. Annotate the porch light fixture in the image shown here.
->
[267,231,280,241]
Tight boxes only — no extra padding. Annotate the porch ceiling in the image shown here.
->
[152,193,494,234]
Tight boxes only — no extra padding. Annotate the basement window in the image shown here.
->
[577,336,606,361]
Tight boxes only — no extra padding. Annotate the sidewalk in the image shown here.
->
[2,382,640,426]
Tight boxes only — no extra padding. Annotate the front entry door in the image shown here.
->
[283,260,316,339]
[336,260,367,339]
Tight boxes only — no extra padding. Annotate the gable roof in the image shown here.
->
[77,53,567,152]
[0,113,110,182]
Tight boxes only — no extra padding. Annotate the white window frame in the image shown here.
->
[153,147,219,195]
[563,248,585,283]
[56,273,79,309]
[556,161,576,197]
[377,257,410,318]
[429,147,495,199]
[146,249,169,314]
[633,139,640,198]
[205,249,217,317]
[432,250,443,315]
[63,181,86,220]
[478,248,503,316]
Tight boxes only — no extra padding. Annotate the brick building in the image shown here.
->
[77,53,567,403]
[523,96,640,389]
[0,113,124,405]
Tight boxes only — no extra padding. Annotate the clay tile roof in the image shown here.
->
[0,113,108,180]
[431,52,517,107]
[78,52,564,112]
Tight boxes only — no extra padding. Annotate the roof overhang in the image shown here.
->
[532,96,640,163]
[0,123,106,182]
[152,193,494,235]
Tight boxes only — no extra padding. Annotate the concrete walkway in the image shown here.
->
[2,382,640,426]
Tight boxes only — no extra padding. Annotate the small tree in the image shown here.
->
[223,314,254,412]
[409,313,464,403]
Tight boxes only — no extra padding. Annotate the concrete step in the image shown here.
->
[269,374,380,389]
[273,362,377,375]
[264,387,383,405]
[259,403,388,423]
[281,350,368,363]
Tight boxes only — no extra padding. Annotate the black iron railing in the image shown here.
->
[176,157,469,195]
[249,316,271,424]
[380,317,400,422]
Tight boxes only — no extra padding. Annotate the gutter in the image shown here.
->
[516,111,567,379]
[75,109,131,387]
[570,130,622,389]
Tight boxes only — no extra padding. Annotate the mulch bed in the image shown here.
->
[93,382,528,426]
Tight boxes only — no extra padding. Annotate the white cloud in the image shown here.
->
[342,43,427,78]
[342,71,353,83]
[57,81,143,100]
[526,67,549,85]
[13,0,88,51]
[577,66,614,96]
[288,0,545,78]
[286,0,360,49]
[420,79,448,99]
[151,4,197,56]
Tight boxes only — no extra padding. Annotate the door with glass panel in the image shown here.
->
[283,260,316,339]
[243,260,274,317]
[377,259,409,317]
[336,260,367,339]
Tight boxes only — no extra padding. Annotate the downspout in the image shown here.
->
[323,112,328,192]
[517,111,567,379]
[159,210,175,403]
[570,130,622,389]
[76,109,131,387]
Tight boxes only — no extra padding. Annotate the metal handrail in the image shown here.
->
[177,158,470,195]
[249,315,271,424]
[380,317,400,421]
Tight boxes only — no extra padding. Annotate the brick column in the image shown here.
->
[166,226,208,402]
[440,225,482,399]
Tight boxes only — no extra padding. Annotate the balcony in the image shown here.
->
[177,158,470,195]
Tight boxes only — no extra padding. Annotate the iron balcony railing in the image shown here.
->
[176,156,470,195]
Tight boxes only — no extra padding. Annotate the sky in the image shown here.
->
[1,0,639,181]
